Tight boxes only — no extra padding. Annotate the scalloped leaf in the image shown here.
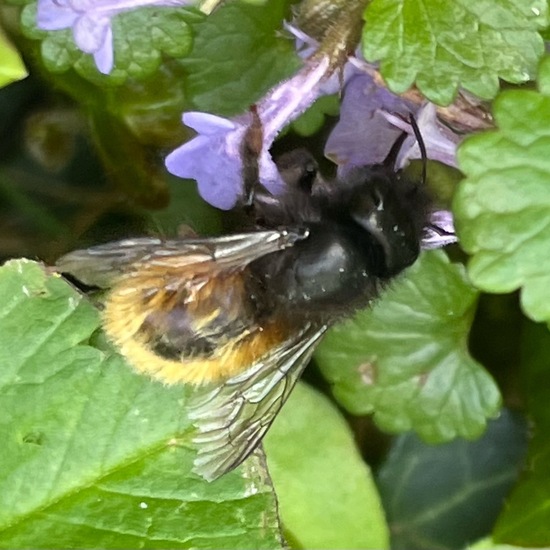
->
[316,250,501,442]
[454,56,550,325]
[362,0,548,105]
[180,0,300,115]
[0,260,283,548]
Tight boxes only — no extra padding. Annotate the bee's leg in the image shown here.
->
[240,106,322,222]
[241,105,264,212]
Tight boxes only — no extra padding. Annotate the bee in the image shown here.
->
[56,120,435,482]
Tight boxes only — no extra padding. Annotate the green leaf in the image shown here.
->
[290,95,340,137]
[493,322,550,546]
[0,28,28,87]
[378,410,528,550]
[95,8,196,80]
[316,250,501,442]
[264,383,389,550]
[362,0,547,105]
[41,29,82,74]
[0,260,283,548]
[181,0,300,115]
[454,56,550,325]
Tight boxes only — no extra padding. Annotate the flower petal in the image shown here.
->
[167,55,336,210]
[165,135,244,210]
[37,0,79,30]
[422,210,458,249]
[259,55,331,145]
[258,151,286,196]
[73,14,110,53]
[390,103,462,170]
[325,73,417,176]
[183,112,237,135]
[93,25,114,74]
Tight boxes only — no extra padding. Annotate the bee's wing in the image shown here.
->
[56,229,306,288]
[189,324,328,482]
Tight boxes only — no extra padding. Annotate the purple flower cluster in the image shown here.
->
[36,3,460,248]
[166,59,462,227]
[166,55,333,210]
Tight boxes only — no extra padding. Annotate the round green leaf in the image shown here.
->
[316,250,501,442]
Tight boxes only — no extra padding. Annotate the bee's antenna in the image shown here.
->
[383,127,408,169]
[408,114,427,186]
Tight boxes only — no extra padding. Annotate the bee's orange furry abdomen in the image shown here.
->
[102,262,292,385]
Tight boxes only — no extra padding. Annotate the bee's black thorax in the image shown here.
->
[250,221,380,323]
[249,163,431,324]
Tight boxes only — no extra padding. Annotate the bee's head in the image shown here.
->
[347,166,430,277]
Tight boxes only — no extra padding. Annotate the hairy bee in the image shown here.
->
[56,130,433,481]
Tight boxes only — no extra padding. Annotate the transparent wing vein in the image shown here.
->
[189,324,328,481]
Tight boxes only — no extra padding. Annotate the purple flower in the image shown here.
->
[36,0,191,74]
[257,56,331,145]
[324,72,417,178]
[165,55,334,210]
[422,210,458,250]
[166,112,266,210]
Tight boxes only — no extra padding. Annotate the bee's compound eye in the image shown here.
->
[351,185,385,223]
